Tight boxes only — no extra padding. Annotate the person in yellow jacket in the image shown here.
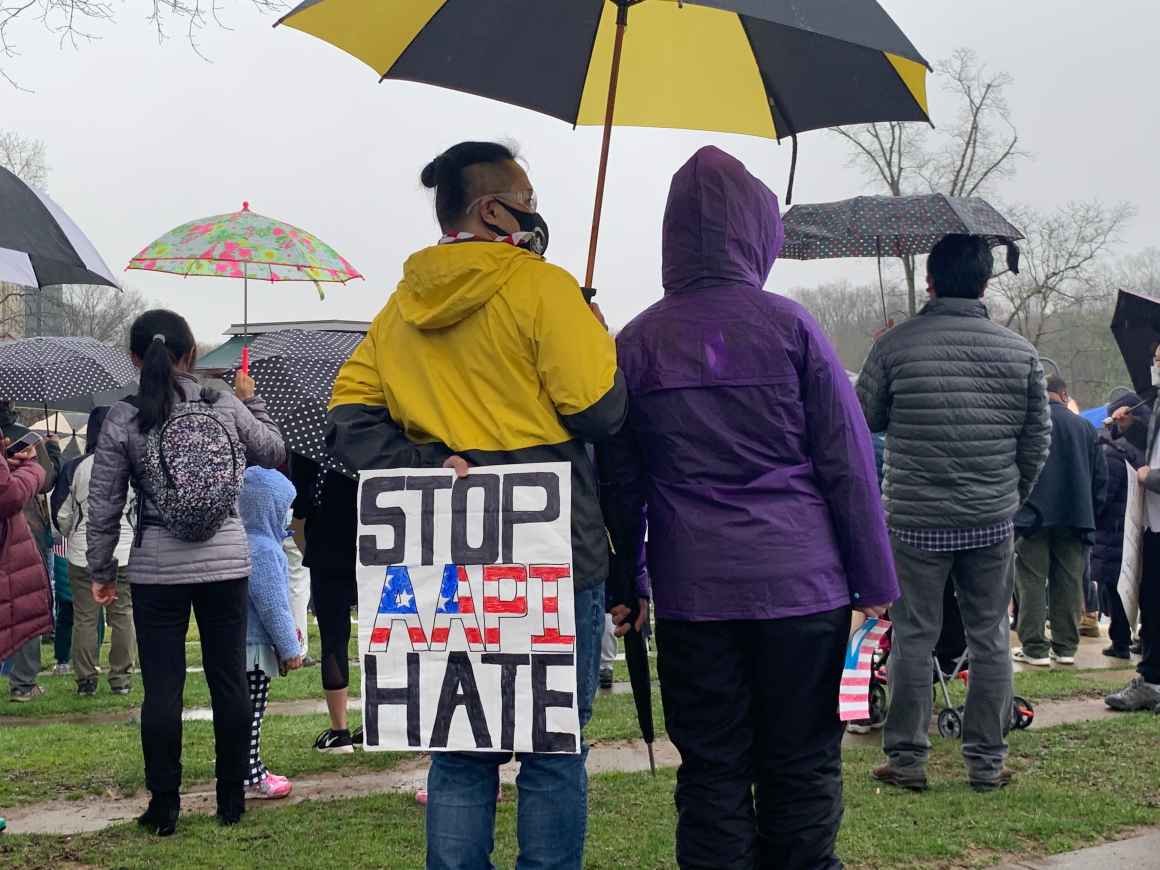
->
[328,141,626,870]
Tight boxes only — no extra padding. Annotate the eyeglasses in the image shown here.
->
[465,189,538,215]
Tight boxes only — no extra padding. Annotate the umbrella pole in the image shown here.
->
[583,0,630,289]
[876,238,889,328]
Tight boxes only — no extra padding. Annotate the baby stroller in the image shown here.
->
[933,649,1035,738]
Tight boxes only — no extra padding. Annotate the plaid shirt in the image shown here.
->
[890,521,1014,553]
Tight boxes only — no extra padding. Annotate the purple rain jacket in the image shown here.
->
[600,146,898,621]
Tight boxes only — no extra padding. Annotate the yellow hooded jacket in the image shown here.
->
[329,240,626,587]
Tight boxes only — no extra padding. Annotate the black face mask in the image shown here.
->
[485,202,550,257]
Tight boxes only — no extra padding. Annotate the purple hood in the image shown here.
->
[662,146,785,295]
[602,147,898,621]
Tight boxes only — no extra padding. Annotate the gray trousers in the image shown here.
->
[7,635,42,691]
[1014,529,1085,658]
[885,536,1014,782]
[70,563,135,688]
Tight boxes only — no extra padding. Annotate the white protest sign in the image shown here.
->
[356,463,579,754]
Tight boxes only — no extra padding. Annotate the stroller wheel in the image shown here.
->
[1011,696,1035,730]
[937,707,963,739]
[869,682,889,726]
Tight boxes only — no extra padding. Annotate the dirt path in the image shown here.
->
[1,696,1128,836]
[1,739,674,836]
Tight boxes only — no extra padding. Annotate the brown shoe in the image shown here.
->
[1080,614,1101,638]
[970,768,1014,792]
[872,764,928,792]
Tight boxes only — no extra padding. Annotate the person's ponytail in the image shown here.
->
[129,310,197,433]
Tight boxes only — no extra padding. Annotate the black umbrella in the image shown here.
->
[599,489,655,774]
[277,0,931,287]
[0,166,120,290]
[781,193,1024,322]
[47,383,139,414]
[236,329,364,474]
[1111,289,1160,398]
[0,338,136,429]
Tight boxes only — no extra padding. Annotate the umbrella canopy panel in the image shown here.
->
[128,204,363,287]
[0,166,120,290]
[781,194,1024,260]
[236,329,366,475]
[279,0,930,139]
[0,337,137,403]
[1111,288,1160,397]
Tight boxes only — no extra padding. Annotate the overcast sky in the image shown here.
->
[4,0,1157,343]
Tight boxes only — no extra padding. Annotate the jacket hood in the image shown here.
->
[662,146,784,295]
[395,242,537,330]
[85,406,110,453]
[239,466,295,541]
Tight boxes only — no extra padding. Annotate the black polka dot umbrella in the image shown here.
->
[782,194,1024,260]
[0,336,137,406]
[230,329,364,476]
[781,193,1024,323]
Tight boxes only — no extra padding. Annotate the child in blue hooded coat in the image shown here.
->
[239,466,302,800]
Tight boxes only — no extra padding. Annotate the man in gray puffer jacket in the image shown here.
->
[857,233,1051,793]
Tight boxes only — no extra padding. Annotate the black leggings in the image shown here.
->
[311,572,357,691]
[131,577,250,797]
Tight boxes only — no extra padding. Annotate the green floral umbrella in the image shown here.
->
[127,202,362,335]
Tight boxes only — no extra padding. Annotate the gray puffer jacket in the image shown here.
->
[86,373,286,585]
[857,297,1051,530]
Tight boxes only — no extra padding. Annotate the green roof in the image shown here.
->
[196,335,247,372]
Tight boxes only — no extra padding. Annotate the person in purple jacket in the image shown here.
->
[600,146,898,870]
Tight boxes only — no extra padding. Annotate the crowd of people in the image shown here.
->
[0,140,1157,868]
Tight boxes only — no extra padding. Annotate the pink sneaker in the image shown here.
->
[246,773,293,800]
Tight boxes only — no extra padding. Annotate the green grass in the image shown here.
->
[3,715,1159,869]
[0,664,361,719]
[0,687,652,808]
[0,713,411,807]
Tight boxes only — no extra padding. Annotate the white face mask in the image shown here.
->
[1152,364,1160,388]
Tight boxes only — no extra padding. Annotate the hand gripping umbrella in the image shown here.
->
[781,193,1024,323]
[276,0,930,288]
[601,487,655,773]
[128,203,363,372]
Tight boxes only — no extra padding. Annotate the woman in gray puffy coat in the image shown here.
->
[86,310,286,835]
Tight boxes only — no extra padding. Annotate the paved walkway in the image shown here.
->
[996,829,1160,869]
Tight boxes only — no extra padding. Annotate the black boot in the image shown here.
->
[216,780,245,826]
[137,791,180,837]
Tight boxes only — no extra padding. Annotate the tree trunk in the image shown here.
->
[903,255,918,316]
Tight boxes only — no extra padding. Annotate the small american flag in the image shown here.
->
[839,617,890,721]
[53,536,69,559]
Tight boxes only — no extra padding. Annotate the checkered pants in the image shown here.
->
[246,669,271,786]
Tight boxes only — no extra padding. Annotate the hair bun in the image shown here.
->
[421,154,446,189]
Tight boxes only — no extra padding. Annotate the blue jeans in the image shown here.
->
[426,583,605,870]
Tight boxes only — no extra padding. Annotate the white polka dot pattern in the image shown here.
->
[232,330,364,475]
[780,194,1024,261]
[0,336,137,403]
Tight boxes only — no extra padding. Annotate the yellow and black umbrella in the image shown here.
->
[277,0,930,286]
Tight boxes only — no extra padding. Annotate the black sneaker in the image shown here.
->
[77,679,98,697]
[110,685,132,696]
[138,793,180,837]
[351,726,365,748]
[1102,645,1131,660]
[599,667,614,690]
[313,728,356,754]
